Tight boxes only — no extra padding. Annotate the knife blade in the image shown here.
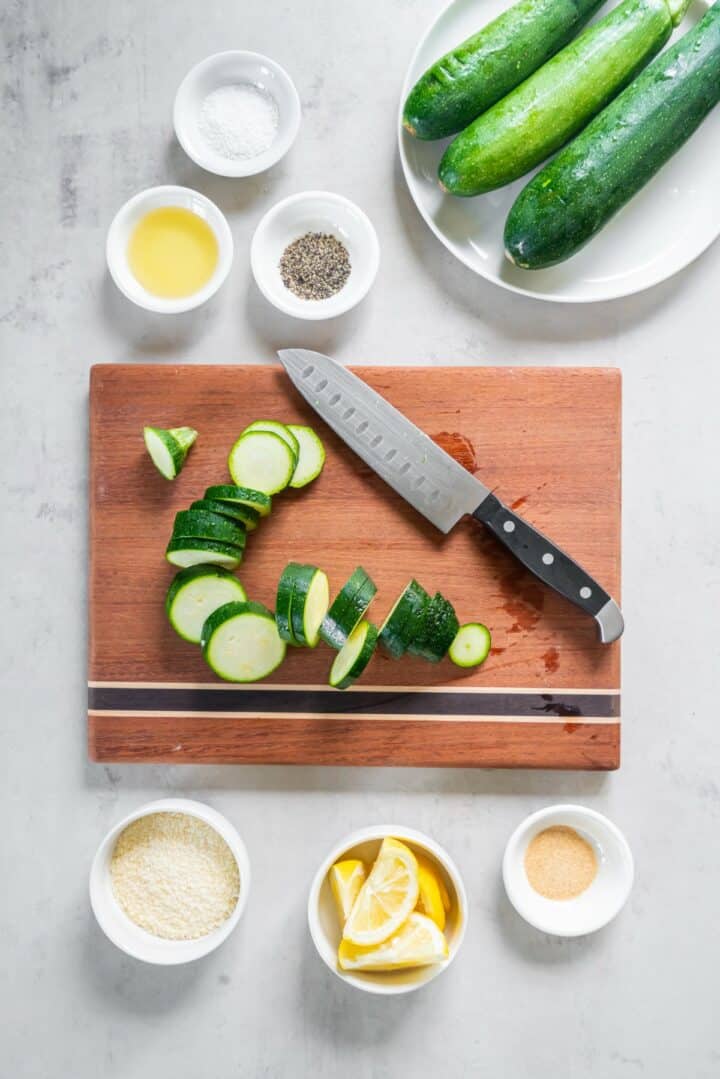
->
[277,348,623,643]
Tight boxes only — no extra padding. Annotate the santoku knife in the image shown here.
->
[277,349,623,643]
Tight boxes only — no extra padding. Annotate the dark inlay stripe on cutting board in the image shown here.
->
[89,686,620,719]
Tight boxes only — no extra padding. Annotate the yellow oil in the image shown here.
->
[128,207,219,298]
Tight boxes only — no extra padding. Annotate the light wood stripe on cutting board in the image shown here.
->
[89,709,618,725]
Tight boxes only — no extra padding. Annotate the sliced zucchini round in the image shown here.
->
[204,485,272,518]
[201,601,287,683]
[287,424,326,489]
[165,565,247,644]
[329,620,378,690]
[228,431,296,496]
[143,425,197,480]
[288,565,330,647]
[320,567,377,650]
[449,623,492,668]
[165,537,243,570]
[190,499,259,531]
[172,509,247,547]
[379,579,430,658]
[275,563,300,644]
[409,592,460,663]
[242,420,299,464]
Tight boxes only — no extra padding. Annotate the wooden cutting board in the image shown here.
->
[89,364,621,769]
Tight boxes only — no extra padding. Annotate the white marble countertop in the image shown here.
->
[2,1,719,1075]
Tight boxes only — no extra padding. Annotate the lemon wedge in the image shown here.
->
[415,856,449,931]
[328,859,367,925]
[339,912,449,971]
[342,837,419,946]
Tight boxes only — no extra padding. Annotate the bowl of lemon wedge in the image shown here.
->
[308,825,467,994]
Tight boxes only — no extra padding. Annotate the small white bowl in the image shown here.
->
[503,804,633,938]
[106,185,233,314]
[90,798,251,964]
[251,191,380,320]
[308,825,467,995]
[174,50,301,178]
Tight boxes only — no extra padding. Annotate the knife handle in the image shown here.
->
[472,494,623,643]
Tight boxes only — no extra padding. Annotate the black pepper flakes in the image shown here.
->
[279,232,351,301]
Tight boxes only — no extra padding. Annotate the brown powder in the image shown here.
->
[524,825,597,900]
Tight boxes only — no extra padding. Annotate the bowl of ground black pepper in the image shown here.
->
[502,805,634,937]
[250,191,380,319]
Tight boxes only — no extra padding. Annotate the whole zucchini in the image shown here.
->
[439,0,681,197]
[402,0,604,141]
[504,1,720,269]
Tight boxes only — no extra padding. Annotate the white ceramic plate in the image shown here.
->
[398,0,720,302]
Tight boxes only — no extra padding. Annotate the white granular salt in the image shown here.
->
[110,812,240,940]
[198,82,279,160]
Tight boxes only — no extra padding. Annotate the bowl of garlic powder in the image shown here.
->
[502,804,633,938]
[90,799,251,963]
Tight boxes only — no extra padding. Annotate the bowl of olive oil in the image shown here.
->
[106,185,233,313]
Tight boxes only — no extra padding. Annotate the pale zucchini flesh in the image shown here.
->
[329,620,378,689]
[228,430,296,495]
[166,566,247,644]
[243,420,299,463]
[449,623,492,668]
[143,425,197,480]
[296,569,330,647]
[202,601,287,682]
[287,425,326,488]
[165,537,243,570]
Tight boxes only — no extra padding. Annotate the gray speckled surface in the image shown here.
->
[2,1,719,1076]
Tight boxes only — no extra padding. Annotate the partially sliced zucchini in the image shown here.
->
[243,420,299,464]
[201,600,287,682]
[289,565,330,647]
[409,592,460,663]
[143,426,197,480]
[165,565,247,644]
[204,485,272,518]
[228,431,296,495]
[190,499,259,532]
[320,567,377,650]
[165,537,243,570]
[171,509,247,547]
[329,620,378,690]
[379,579,430,658]
[287,424,326,489]
[449,623,492,668]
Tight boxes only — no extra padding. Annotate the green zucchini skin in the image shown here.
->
[379,580,430,659]
[403,0,604,141]
[439,0,672,197]
[190,499,260,531]
[505,2,720,269]
[275,563,300,645]
[204,485,272,517]
[320,568,377,650]
[409,593,460,663]
[171,509,247,547]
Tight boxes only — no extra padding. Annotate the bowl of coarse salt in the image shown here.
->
[174,51,301,178]
[90,798,251,964]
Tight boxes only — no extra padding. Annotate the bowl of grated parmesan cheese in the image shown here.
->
[90,799,251,964]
